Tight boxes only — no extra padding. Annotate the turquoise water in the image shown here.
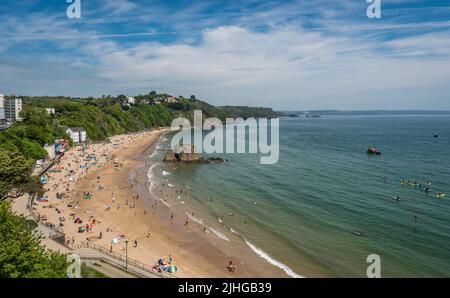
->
[152,116,450,277]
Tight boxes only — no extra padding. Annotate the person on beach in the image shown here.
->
[227,261,236,273]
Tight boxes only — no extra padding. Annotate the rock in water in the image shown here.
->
[164,145,225,163]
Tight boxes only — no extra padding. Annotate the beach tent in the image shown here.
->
[162,265,177,273]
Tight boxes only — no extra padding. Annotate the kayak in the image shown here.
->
[436,194,446,199]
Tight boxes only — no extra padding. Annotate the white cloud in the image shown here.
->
[63,25,449,109]
[101,0,137,15]
[1,1,450,110]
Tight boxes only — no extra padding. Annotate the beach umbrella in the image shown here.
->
[163,265,178,273]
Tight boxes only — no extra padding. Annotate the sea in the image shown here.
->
[147,115,450,277]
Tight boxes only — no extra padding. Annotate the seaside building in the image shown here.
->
[65,127,87,143]
[44,143,56,160]
[55,139,69,154]
[4,98,23,122]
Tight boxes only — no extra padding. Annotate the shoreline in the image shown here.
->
[30,129,291,277]
[144,136,312,278]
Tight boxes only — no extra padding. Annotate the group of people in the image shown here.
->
[400,178,433,193]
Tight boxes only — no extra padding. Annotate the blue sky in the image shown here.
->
[0,0,450,110]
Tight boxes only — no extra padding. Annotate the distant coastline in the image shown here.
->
[278,110,450,117]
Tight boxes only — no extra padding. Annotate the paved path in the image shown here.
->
[82,259,138,278]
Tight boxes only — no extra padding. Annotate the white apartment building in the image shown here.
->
[0,94,5,123]
[4,98,23,122]
[65,127,87,143]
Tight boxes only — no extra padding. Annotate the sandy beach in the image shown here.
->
[30,128,288,277]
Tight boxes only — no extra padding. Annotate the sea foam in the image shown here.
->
[244,239,303,278]
[209,228,231,241]
[185,212,204,225]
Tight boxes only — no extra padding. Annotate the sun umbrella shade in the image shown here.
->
[162,265,177,273]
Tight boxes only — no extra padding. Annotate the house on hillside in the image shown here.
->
[45,108,56,115]
[65,127,87,143]
[166,95,177,103]
[127,96,135,105]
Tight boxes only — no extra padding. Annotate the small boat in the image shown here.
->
[367,147,381,155]
[433,133,439,138]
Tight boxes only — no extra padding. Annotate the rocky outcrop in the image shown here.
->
[164,145,225,163]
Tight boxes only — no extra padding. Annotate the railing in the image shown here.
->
[85,242,174,278]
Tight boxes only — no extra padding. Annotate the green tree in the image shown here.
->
[0,201,68,277]
[0,149,43,202]
[21,108,52,127]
